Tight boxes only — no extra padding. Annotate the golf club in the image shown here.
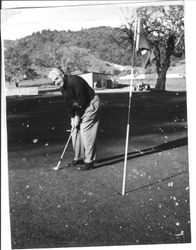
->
[52,127,75,171]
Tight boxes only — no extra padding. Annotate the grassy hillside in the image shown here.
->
[4,27,132,81]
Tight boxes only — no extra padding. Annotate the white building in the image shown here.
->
[79,72,117,88]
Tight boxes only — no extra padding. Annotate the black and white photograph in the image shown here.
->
[1,0,196,249]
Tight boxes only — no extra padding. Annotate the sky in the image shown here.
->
[1,0,183,40]
[1,1,134,40]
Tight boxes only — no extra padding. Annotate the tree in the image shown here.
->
[4,43,37,82]
[62,47,92,73]
[119,5,185,90]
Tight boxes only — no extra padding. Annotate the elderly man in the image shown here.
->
[48,68,101,171]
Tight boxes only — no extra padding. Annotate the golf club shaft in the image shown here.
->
[59,132,72,160]
[55,128,74,169]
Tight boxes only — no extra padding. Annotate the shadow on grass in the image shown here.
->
[95,137,188,168]
[122,170,187,195]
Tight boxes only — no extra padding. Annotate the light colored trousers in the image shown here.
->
[71,95,101,163]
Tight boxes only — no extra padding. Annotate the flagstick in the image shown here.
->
[121,18,137,196]
[122,68,134,195]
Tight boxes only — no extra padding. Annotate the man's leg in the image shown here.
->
[79,95,101,170]
[80,119,99,163]
[71,128,85,162]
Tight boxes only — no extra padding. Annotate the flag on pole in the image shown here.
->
[136,19,155,68]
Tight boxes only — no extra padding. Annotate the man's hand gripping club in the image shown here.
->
[71,115,81,130]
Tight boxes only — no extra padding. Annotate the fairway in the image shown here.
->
[6,90,191,248]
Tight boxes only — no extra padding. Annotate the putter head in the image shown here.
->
[52,166,60,171]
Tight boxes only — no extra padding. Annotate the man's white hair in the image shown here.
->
[48,68,63,80]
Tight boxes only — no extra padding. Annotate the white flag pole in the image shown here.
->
[121,16,138,196]
[136,18,141,51]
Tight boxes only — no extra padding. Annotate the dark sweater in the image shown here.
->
[61,75,95,117]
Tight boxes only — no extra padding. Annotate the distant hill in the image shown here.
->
[4,26,184,82]
[4,26,133,81]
